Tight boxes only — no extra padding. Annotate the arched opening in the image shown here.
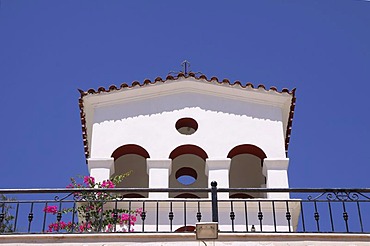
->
[227,144,267,198]
[176,167,197,186]
[111,144,150,198]
[174,225,195,232]
[169,145,208,198]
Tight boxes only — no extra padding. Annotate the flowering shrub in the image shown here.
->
[44,171,142,233]
[0,194,15,233]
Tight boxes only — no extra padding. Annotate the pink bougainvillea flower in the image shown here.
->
[135,208,143,216]
[83,176,95,186]
[46,221,68,232]
[106,223,114,232]
[102,180,115,188]
[59,221,67,229]
[120,213,129,222]
[130,215,137,223]
[43,205,58,215]
[47,223,57,232]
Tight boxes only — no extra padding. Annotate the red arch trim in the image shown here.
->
[169,144,208,160]
[175,225,196,232]
[111,144,150,160]
[227,144,267,160]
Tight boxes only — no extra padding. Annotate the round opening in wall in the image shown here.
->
[175,118,198,135]
[175,167,197,185]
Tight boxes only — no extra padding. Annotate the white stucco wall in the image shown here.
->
[89,93,286,160]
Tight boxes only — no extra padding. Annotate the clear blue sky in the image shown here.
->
[0,1,369,189]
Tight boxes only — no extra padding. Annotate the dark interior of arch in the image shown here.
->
[120,193,145,198]
[230,193,255,199]
[175,167,198,180]
[175,118,198,131]
[174,193,200,198]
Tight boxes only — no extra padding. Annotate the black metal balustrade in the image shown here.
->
[1,183,370,234]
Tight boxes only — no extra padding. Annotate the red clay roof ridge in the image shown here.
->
[78,72,295,98]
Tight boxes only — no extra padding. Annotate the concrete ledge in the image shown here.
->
[1,233,370,245]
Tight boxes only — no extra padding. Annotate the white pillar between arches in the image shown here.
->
[147,159,172,199]
[87,158,115,184]
[262,158,290,199]
[205,159,231,199]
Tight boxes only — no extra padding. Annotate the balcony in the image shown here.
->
[1,183,370,235]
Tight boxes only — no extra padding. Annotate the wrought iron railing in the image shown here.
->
[1,183,370,234]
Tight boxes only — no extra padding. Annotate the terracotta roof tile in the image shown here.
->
[78,72,296,161]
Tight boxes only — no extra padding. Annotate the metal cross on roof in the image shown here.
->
[168,60,203,76]
[181,60,191,75]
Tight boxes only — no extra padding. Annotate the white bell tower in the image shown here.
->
[78,71,298,232]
